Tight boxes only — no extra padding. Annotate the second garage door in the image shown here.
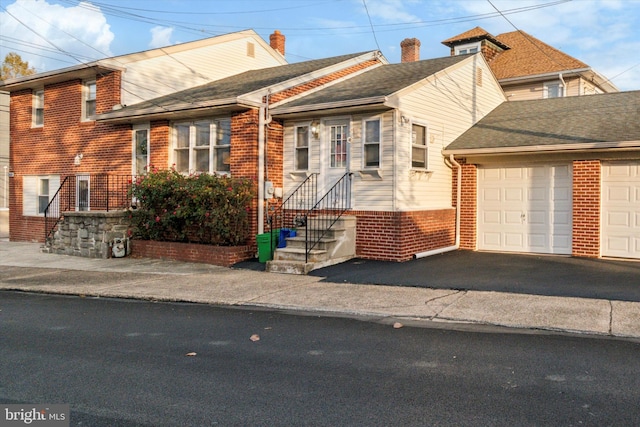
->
[601,161,640,259]
[478,164,572,255]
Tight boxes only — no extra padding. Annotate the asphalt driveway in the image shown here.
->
[303,250,640,302]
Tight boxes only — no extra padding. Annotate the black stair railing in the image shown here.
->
[44,176,74,242]
[44,174,135,242]
[303,172,353,262]
[267,173,318,259]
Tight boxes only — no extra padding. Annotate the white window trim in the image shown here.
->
[543,80,564,99]
[171,119,231,175]
[32,89,44,128]
[76,175,90,212]
[22,175,60,217]
[327,120,350,169]
[82,79,96,121]
[132,123,150,175]
[294,123,310,171]
[410,120,430,172]
[454,42,481,55]
[362,116,381,169]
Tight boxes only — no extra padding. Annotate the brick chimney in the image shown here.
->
[400,38,420,62]
[270,30,285,56]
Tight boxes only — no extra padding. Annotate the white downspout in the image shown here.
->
[258,106,265,234]
[413,154,461,259]
[559,73,566,97]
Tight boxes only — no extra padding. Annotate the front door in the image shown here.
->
[322,119,350,201]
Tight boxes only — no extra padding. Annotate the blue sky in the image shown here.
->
[1,0,639,90]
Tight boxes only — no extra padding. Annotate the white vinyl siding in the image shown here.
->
[113,33,286,106]
[23,175,60,216]
[393,56,505,211]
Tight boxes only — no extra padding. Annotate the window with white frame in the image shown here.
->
[454,42,480,55]
[363,118,380,168]
[329,123,348,168]
[22,175,60,216]
[173,119,230,174]
[33,89,44,127]
[294,125,309,170]
[133,125,149,175]
[411,123,428,170]
[83,80,96,120]
[544,81,564,98]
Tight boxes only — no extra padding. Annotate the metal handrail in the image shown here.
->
[44,174,135,243]
[267,173,318,258]
[303,172,353,262]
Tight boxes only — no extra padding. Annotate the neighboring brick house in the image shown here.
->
[443,90,640,260]
[442,27,618,100]
[1,29,287,243]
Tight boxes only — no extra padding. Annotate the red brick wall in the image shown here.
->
[131,240,253,267]
[268,59,381,104]
[572,160,600,257]
[150,120,170,168]
[456,161,477,250]
[353,209,455,262]
[10,71,127,242]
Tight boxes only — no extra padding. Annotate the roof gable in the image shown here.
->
[272,54,470,111]
[96,52,378,121]
[491,30,588,80]
[445,90,640,153]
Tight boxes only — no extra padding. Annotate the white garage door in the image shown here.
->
[601,162,640,259]
[478,165,572,254]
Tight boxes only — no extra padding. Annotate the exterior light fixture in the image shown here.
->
[310,120,320,139]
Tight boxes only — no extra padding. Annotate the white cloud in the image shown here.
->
[0,0,114,73]
[149,26,174,49]
[359,0,421,23]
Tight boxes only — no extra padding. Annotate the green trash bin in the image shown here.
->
[256,229,279,263]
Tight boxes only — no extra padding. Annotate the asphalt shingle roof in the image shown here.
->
[442,26,589,80]
[446,90,640,152]
[109,52,373,114]
[275,54,470,109]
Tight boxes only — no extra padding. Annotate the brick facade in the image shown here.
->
[9,71,127,242]
[572,160,601,257]
[456,162,477,250]
[353,209,455,262]
[131,239,253,267]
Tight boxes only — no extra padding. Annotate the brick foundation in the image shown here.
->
[353,209,456,262]
[131,240,253,267]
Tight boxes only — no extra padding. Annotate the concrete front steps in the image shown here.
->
[266,215,356,275]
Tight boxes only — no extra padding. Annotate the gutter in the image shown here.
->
[413,154,461,259]
[443,140,640,156]
[269,96,387,116]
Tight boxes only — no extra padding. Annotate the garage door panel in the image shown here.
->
[478,164,572,255]
[528,234,547,249]
[602,162,640,259]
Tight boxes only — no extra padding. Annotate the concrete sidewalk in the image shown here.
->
[1,241,639,339]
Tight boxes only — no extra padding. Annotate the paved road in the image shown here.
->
[2,292,639,426]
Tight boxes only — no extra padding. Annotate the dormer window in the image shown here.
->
[544,81,564,98]
[454,42,481,55]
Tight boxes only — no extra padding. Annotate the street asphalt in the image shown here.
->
[1,240,639,339]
